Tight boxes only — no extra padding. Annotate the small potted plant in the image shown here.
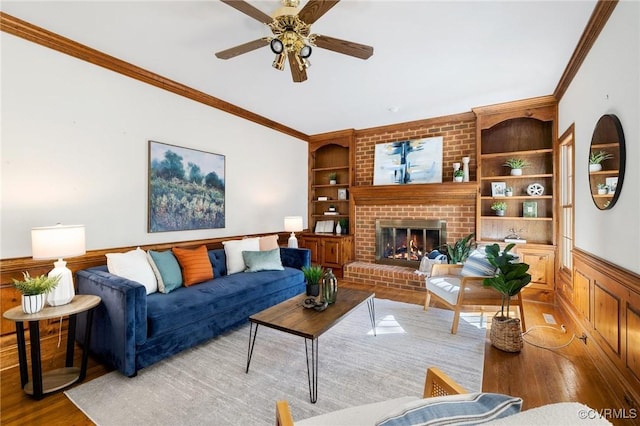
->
[12,272,61,314]
[328,172,337,185]
[589,151,613,172]
[302,265,324,297]
[491,201,507,216]
[453,169,464,182]
[338,218,348,234]
[444,233,476,264]
[483,243,531,352]
[505,186,514,197]
[597,183,609,195]
[328,205,336,212]
[503,158,530,176]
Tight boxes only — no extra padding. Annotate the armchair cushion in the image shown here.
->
[426,276,461,306]
[460,250,496,277]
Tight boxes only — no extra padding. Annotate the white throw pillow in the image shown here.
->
[106,247,158,294]
[222,237,260,274]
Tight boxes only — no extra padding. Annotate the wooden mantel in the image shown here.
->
[349,182,478,206]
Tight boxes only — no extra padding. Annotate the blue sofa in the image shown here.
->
[76,247,310,376]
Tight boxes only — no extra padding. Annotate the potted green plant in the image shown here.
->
[12,272,61,314]
[453,169,464,182]
[596,183,609,195]
[302,265,324,297]
[503,158,530,176]
[338,218,348,234]
[328,172,337,185]
[505,186,513,197]
[482,243,531,352]
[444,233,475,264]
[589,150,613,172]
[491,201,507,216]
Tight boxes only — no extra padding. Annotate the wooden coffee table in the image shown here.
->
[246,288,375,403]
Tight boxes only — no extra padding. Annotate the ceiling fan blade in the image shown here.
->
[298,0,340,25]
[220,0,272,24]
[313,34,374,60]
[215,38,269,59]
[287,54,308,83]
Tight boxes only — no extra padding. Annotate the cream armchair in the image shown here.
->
[424,263,526,334]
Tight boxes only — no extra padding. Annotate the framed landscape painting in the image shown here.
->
[148,141,225,232]
[373,136,443,185]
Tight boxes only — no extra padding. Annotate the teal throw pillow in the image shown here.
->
[147,250,183,293]
[242,248,284,272]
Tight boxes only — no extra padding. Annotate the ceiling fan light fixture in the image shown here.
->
[270,38,284,54]
[299,44,312,59]
[272,53,286,70]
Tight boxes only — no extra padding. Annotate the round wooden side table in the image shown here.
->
[3,294,101,400]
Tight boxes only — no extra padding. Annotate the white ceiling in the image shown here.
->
[1,1,597,136]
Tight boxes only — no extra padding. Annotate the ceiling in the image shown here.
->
[1,1,598,136]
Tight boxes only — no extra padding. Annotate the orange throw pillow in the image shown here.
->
[172,245,213,286]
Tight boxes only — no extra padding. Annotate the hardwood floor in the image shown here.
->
[0,281,631,425]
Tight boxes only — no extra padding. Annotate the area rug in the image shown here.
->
[65,298,485,425]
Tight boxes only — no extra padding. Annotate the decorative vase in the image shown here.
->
[510,168,523,176]
[22,294,46,314]
[454,176,463,182]
[490,315,523,352]
[322,269,338,304]
[306,282,319,297]
[496,210,505,216]
[452,163,461,182]
[589,163,602,173]
[505,191,513,197]
[462,157,470,182]
[329,179,337,185]
[597,188,607,195]
[335,222,342,234]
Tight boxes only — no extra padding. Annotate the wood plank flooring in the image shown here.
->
[0,281,630,425]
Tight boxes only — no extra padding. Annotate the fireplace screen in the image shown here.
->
[375,219,446,267]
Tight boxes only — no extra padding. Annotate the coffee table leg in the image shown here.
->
[367,298,376,336]
[304,338,319,403]
[246,322,259,373]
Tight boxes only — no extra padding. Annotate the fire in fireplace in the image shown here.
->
[375,219,447,267]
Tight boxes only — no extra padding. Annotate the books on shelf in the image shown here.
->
[317,196,329,201]
[324,211,339,215]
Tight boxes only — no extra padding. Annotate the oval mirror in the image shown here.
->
[589,114,625,210]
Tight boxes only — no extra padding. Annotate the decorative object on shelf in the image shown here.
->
[328,172,337,185]
[491,201,507,216]
[605,177,618,194]
[452,162,461,182]
[504,228,526,244]
[373,137,443,185]
[31,223,86,306]
[491,182,506,197]
[337,188,347,200]
[596,184,609,195]
[526,182,545,196]
[302,265,323,297]
[461,157,470,182]
[284,216,303,248]
[12,272,62,314]
[338,218,348,235]
[317,196,329,201]
[444,233,476,264]
[335,221,342,234]
[588,150,613,173]
[483,243,531,352]
[522,201,538,218]
[322,268,338,304]
[328,205,336,212]
[505,186,513,197]
[503,158,530,176]
[314,220,334,233]
[453,169,464,182]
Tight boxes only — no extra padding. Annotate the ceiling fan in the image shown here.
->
[215,0,374,83]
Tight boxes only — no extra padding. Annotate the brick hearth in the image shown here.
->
[344,261,425,292]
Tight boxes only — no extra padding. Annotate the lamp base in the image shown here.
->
[288,232,299,248]
[47,259,75,306]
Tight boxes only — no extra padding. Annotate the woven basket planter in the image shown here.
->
[490,315,523,352]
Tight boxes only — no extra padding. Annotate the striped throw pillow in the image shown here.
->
[460,250,497,277]
[172,245,214,286]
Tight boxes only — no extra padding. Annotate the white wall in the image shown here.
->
[1,34,308,259]
[558,0,640,273]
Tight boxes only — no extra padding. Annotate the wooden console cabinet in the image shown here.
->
[298,233,353,278]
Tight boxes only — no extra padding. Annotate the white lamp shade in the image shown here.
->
[284,216,303,233]
[32,224,86,260]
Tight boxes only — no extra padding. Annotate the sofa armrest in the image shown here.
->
[76,267,147,376]
[280,247,311,270]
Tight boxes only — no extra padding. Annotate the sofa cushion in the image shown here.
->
[259,234,279,251]
[375,392,522,426]
[106,248,158,295]
[242,248,284,272]
[222,238,260,274]
[147,250,183,293]
[172,245,214,286]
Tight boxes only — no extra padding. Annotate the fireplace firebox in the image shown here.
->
[375,219,447,267]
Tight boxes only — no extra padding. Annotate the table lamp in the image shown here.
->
[284,216,303,248]
[31,224,86,306]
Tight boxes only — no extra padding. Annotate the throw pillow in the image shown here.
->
[242,248,284,272]
[172,245,214,286]
[375,392,522,426]
[222,237,260,274]
[259,234,279,251]
[147,250,183,293]
[106,247,158,295]
[460,249,497,277]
